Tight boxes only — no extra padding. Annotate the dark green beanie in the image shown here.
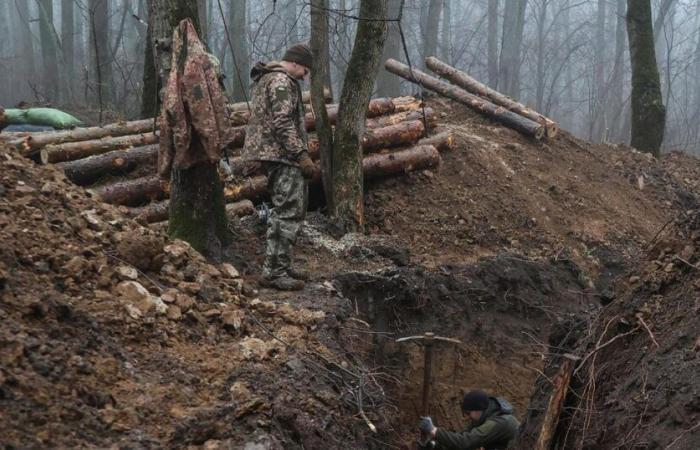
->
[283,43,313,69]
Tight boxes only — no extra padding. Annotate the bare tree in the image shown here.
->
[627,0,666,156]
[422,0,443,64]
[331,0,388,233]
[37,0,60,102]
[499,0,527,98]
[228,0,250,102]
[89,0,114,110]
[311,0,334,210]
[61,0,75,102]
[141,0,200,117]
[376,0,402,97]
[487,0,499,88]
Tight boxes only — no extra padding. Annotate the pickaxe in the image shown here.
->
[395,332,462,417]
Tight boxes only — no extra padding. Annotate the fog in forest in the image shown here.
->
[1,0,699,153]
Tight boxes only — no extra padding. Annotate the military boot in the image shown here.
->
[260,274,305,291]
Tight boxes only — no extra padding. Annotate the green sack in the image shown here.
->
[3,109,30,125]
[23,108,82,129]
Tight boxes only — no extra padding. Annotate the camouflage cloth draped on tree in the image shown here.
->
[157,18,233,180]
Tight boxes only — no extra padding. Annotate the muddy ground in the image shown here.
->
[2,98,699,448]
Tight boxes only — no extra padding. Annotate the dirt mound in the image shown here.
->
[519,211,700,449]
[0,143,373,448]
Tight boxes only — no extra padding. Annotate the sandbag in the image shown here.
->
[23,108,82,129]
[3,109,29,125]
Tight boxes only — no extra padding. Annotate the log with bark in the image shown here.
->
[100,144,439,209]
[227,88,332,114]
[88,175,164,206]
[416,131,455,152]
[308,120,426,158]
[385,59,545,139]
[11,119,155,157]
[364,107,436,129]
[56,144,158,185]
[132,198,256,224]
[425,57,558,138]
[40,132,160,164]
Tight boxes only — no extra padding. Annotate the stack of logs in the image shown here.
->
[6,94,453,224]
[385,57,558,140]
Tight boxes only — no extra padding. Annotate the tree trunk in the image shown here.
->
[487,0,499,88]
[57,145,158,185]
[533,358,574,450]
[376,0,403,97]
[284,0,299,45]
[422,0,443,65]
[141,0,201,118]
[440,0,452,64]
[229,0,250,102]
[61,0,75,102]
[423,57,555,136]
[311,0,335,211]
[168,161,230,260]
[626,0,666,156]
[609,0,628,142]
[331,0,388,233]
[499,0,527,99]
[589,0,607,142]
[40,132,160,164]
[362,145,440,180]
[13,0,35,101]
[89,0,114,111]
[197,0,208,45]
[37,0,60,103]
[534,0,548,113]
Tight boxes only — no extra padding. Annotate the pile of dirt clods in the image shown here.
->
[0,143,377,449]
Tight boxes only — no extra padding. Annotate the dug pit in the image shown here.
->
[335,252,598,448]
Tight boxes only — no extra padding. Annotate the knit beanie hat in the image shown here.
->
[462,390,489,411]
[283,43,313,69]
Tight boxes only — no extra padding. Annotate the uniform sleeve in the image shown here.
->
[267,76,307,160]
[434,419,502,450]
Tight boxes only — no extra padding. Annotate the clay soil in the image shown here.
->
[2,97,700,449]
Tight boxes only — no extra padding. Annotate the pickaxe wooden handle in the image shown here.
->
[395,332,462,417]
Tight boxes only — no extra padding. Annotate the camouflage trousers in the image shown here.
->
[262,163,308,278]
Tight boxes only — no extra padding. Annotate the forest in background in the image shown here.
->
[1,0,699,153]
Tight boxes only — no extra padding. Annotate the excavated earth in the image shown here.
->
[1,98,699,449]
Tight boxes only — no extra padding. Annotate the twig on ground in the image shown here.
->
[635,314,660,348]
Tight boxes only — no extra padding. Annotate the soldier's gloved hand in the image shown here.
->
[297,154,316,180]
[419,416,436,434]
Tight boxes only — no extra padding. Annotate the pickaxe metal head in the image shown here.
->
[395,332,462,417]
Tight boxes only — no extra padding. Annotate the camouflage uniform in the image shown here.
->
[242,62,310,279]
[433,397,520,450]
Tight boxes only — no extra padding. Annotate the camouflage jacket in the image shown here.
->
[434,398,520,450]
[158,19,232,180]
[241,62,309,166]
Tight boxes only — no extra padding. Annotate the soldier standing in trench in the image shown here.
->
[241,43,316,291]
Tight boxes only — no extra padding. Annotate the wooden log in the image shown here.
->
[88,175,164,206]
[534,357,575,450]
[308,120,426,158]
[102,144,439,210]
[425,57,559,138]
[416,131,455,152]
[56,144,158,185]
[40,132,160,164]
[385,59,545,140]
[362,144,440,180]
[11,119,155,155]
[365,107,436,129]
[131,198,256,224]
